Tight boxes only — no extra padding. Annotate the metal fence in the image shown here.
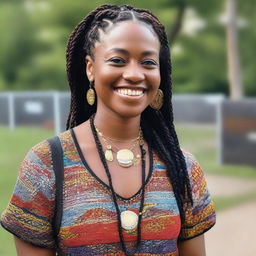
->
[0,91,70,134]
[0,91,224,131]
[217,99,256,166]
[1,91,255,166]
[172,94,224,124]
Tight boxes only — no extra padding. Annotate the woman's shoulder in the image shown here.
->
[22,129,71,172]
[179,149,216,240]
[24,139,52,169]
[181,148,206,184]
[0,131,73,249]
[181,148,199,166]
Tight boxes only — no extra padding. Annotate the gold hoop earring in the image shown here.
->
[86,81,95,106]
[149,89,164,110]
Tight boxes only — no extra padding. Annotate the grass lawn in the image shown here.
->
[176,124,256,178]
[0,124,255,255]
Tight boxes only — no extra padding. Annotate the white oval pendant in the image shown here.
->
[116,149,134,167]
[105,149,114,161]
[121,210,138,230]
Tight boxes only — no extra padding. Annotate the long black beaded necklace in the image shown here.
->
[90,116,146,256]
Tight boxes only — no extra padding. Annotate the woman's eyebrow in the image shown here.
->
[108,48,129,55]
[141,50,158,56]
[108,48,158,56]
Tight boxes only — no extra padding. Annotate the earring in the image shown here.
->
[86,81,95,106]
[149,89,164,110]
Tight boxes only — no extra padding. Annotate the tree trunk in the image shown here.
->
[169,2,186,45]
[226,0,244,99]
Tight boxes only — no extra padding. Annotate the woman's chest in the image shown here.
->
[58,163,181,254]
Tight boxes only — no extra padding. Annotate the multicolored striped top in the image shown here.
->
[1,129,216,255]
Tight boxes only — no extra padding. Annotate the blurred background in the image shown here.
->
[0,0,256,255]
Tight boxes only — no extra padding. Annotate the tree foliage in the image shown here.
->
[0,0,255,96]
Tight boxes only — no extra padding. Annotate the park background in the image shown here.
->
[0,0,256,255]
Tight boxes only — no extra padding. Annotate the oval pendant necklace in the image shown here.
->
[94,124,142,168]
[90,116,147,255]
[116,149,134,167]
[121,210,139,230]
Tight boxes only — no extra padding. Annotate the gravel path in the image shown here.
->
[205,174,256,197]
[205,200,256,256]
[204,174,256,256]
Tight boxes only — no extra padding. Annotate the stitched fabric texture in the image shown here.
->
[1,130,216,255]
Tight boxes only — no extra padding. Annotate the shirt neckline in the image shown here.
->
[70,128,154,201]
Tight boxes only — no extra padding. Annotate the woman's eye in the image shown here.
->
[141,59,158,67]
[107,57,126,65]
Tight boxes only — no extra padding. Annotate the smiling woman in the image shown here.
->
[0,4,216,256]
[85,20,161,119]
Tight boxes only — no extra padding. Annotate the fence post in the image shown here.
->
[216,99,223,165]
[53,91,61,135]
[8,92,15,130]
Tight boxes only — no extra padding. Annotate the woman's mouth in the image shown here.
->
[115,88,145,97]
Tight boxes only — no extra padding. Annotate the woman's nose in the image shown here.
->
[122,63,145,83]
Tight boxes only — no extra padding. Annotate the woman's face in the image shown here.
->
[86,20,161,119]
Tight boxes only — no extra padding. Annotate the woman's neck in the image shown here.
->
[93,112,141,141]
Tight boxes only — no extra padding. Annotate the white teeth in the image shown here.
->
[117,88,144,96]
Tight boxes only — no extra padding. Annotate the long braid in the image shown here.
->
[141,110,192,221]
[139,9,193,212]
[66,5,116,128]
[65,4,193,228]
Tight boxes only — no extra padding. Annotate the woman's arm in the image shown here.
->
[14,237,56,256]
[178,234,206,256]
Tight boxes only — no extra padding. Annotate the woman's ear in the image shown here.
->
[85,56,94,82]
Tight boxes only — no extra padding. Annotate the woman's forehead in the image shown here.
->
[93,20,160,55]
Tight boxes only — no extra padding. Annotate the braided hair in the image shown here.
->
[65,4,193,221]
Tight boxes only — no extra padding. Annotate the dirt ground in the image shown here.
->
[205,174,256,256]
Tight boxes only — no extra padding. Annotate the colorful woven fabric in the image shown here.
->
[1,130,216,255]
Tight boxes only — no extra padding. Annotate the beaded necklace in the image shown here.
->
[90,116,146,256]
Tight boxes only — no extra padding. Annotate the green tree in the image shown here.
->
[0,0,255,96]
[0,2,38,89]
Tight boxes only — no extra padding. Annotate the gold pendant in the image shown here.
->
[121,210,138,230]
[149,89,163,110]
[116,149,134,168]
[105,145,113,162]
[133,154,141,166]
[86,88,95,106]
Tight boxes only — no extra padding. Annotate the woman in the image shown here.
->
[1,4,216,256]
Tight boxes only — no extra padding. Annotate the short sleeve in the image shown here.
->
[178,151,216,241]
[0,140,56,248]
